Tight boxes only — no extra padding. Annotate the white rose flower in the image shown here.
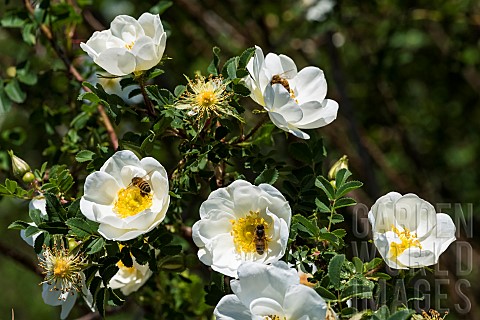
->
[42,277,94,320]
[80,150,170,241]
[245,46,338,139]
[192,180,291,277]
[20,197,47,246]
[368,192,456,269]
[80,13,167,76]
[214,261,328,320]
[109,258,153,296]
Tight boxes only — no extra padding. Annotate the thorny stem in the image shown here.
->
[327,200,336,232]
[23,0,119,150]
[136,75,156,117]
[236,116,267,143]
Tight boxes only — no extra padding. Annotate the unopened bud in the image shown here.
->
[8,150,31,178]
[6,66,16,78]
[22,172,35,183]
[328,155,349,181]
[158,254,186,272]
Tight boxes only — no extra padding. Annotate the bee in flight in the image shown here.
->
[254,224,268,255]
[129,174,152,197]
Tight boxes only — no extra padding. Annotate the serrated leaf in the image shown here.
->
[365,257,383,271]
[207,46,221,75]
[29,208,43,226]
[232,83,250,96]
[161,244,182,256]
[315,176,335,200]
[328,213,344,224]
[334,197,357,209]
[254,167,279,185]
[342,284,373,300]
[289,142,313,163]
[34,232,45,253]
[335,168,352,188]
[87,237,105,254]
[331,228,347,238]
[352,257,363,273]
[328,254,345,289]
[44,193,67,222]
[315,198,331,213]
[174,85,186,97]
[24,225,40,238]
[131,247,151,264]
[8,220,30,230]
[292,214,320,237]
[108,287,125,306]
[66,218,98,238]
[238,47,255,69]
[315,286,337,300]
[75,150,95,163]
[335,180,363,198]
[78,91,100,103]
[96,287,107,317]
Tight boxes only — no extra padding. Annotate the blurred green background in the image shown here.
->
[0,0,479,318]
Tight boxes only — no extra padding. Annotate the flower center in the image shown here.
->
[264,316,286,320]
[230,211,269,254]
[389,225,422,259]
[125,41,135,50]
[39,244,85,295]
[113,187,153,218]
[117,260,136,275]
[196,90,217,108]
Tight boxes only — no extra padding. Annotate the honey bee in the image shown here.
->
[271,74,291,93]
[254,224,268,255]
[129,175,152,196]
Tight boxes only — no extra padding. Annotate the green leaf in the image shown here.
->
[8,220,30,230]
[24,225,40,237]
[238,47,255,69]
[352,256,363,273]
[328,254,345,289]
[289,142,313,163]
[87,237,105,254]
[4,79,26,103]
[221,57,238,80]
[254,167,279,185]
[335,180,363,198]
[44,193,67,222]
[21,23,36,45]
[232,83,250,96]
[331,228,347,238]
[0,85,13,114]
[328,213,344,224]
[161,244,183,256]
[334,197,357,209]
[342,283,373,300]
[315,286,337,300]
[75,150,95,163]
[95,287,107,317]
[78,91,100,103]
[131,247,151,264]
[315,176,335,200]
[29,208,44,226]
[315,198,331,213]
[66,218,98,238]
[207,46,221,76]
[335,168,352,188]
[292,214,320,237]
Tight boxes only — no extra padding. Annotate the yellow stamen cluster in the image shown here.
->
[39,243,86,298]
[176,75,232,120]
[113,186,153,218]
[389,225,422,259]
[125,41,135,50]
[230,211,269,254]
[264,315,286,320]
[421,309,448,320]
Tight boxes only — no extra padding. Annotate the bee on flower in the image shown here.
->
[175,74,241,123]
